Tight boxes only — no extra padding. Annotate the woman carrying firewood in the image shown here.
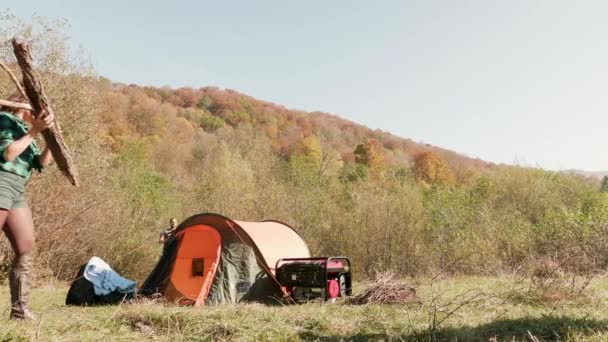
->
[0,92,54,320]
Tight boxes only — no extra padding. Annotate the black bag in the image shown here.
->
[66,263,133,306]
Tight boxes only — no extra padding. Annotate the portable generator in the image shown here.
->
[275,257,352,303]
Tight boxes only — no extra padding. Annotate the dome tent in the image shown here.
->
[141,213,310,305]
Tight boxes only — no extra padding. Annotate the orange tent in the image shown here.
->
[141,213,310,305]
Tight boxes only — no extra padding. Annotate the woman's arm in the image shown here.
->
[38,146,53,166]
[3,111,54,162]
[4,129,41,162]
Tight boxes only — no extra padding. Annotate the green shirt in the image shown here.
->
[0,112,43,179]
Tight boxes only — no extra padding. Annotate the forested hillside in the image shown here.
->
[102,82,492,172]
[1,13,607,284]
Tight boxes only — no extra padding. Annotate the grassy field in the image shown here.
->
[1,276,608,341]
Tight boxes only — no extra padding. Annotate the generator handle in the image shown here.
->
[275,256,351,272]
[326,256,351,269]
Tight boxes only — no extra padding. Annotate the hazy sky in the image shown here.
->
[8,1,608,170]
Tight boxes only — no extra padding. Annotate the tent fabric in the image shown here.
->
[141,213,310,306]
[236,220,310,274]
[206,241,266,304]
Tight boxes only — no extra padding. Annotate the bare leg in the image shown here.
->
[4,207,36,320]
[2,223,17,251]
[0,212,13,257]
[5,208,35,256]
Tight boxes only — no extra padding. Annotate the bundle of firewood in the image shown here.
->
[345,272,420,305]
[0,38,78,186]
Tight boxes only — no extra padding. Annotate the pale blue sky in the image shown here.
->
[8,1,608,171]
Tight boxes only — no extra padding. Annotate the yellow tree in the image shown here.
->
[293,135,322,167]
[354,139,384,170]
[289,135,323,183]
[412,151,455,186]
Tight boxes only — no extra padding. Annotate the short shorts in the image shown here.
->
[0,170,27,210]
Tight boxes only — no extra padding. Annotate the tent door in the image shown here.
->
[169,225,221,303]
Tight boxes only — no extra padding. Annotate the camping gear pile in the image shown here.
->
[66,257,136,306]
[67,213,352,306]
[276,257,352,303]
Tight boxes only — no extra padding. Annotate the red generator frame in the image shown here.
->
[275,257,352,302]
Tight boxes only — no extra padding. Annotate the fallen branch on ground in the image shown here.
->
[345,272,420,305]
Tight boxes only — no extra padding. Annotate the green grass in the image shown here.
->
[1,276,608,341]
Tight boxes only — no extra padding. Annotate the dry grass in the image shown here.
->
[505,253,599,308]
[1,276,608,341]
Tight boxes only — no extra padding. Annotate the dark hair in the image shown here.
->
[0,91,29,113]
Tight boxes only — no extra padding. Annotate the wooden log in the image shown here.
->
[0,99,32,111]
[12,38,79,186]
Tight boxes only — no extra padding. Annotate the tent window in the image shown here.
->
[192,258,204,276]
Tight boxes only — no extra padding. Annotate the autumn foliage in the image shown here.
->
[354,139,384,170]
[412,151,456,186]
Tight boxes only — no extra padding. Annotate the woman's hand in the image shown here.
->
[30,110,55,135]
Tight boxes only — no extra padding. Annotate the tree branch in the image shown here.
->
[12,38,79,186]
[0,60,28,99]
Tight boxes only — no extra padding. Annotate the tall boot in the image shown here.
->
[9,253,36,320]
